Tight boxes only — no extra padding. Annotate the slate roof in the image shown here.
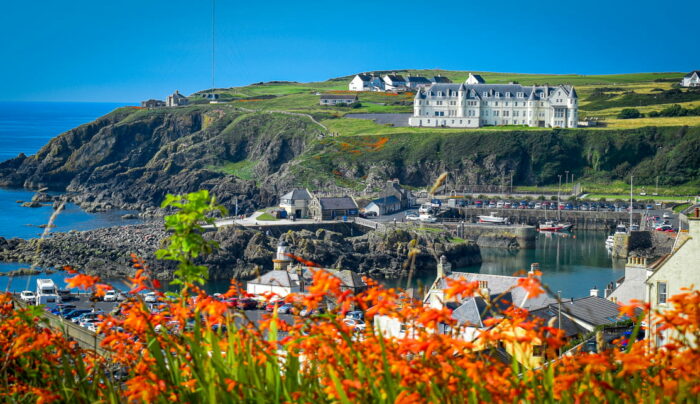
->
[406,76,431,84]
[318,197,358,210]
[416,83,575,102]
[248,270,294,288]
[384,74,406,83]
[431,76,452,83]
[302,268,366,289]
[684,70,700,78]
[368,195,401,207]
[280,189,311,201]
[320,94,358,100]
[528,306,587,338]
[469,74,485,83]
[356,73,372,81]
[551,296,633,327]
[451,293,515,327]
[437,272,558,311]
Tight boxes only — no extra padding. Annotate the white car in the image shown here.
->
[103,290,117,302]
[405,213,420,221]
[419,214,437,223]
[20,291,36,303]
[343,318,366,331]
[144,292,157,303]
[662,212,671,219]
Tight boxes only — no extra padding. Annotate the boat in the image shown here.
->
[538,221,574,232]
[605,235,614,249]
[615,224,627,234]
[477,212,509,224]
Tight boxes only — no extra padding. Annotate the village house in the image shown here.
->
[363,195,401,216]
[348,74,385,91]
[408,73,578,128]
[430,75,452,84]
[140,99,165,108]
[465,73,485,84]
[308,196,359,220]
[246,239,366,298]
[279,188,312,219]
[166,90,189,107]
[382,179,414,209]
[405,76,432,89]
[680,70,700,87]
[319,94,358,106]
[382,74,407,92]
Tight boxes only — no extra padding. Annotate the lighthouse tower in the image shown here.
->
[273,239,293,271]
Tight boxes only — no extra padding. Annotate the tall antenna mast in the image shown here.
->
[211,0,216,101]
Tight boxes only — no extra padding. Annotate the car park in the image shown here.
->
[278,303,294,314]
[237,298,258,310]
[265,300,286,312]
[419,214,437,223]
[405,213,420,221]
[662,212,671,219]
[343,318,366,331]
[655,224,674,232]
[62,309,92,320]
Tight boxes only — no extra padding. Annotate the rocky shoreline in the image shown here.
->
[0,221,483,282]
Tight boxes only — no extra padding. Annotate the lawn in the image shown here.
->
[206,160,256,180]
[256,212,278,221]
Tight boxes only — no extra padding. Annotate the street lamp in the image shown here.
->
[565,170,569,187]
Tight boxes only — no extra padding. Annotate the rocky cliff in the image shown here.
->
[1,105,698,215]
[0,223,480,281]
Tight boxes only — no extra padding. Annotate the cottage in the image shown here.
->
[465,73,485,85]
[319,94,358,106]
[279,188,312,219]
[309,196,359,220]
[364,195,401,216]
[405,76,432,89]
[430,75,452,84]
[680,71,700,87]
[382,74,407,91]
[550,295,632,332]
[383,179,413,209]
[141,99,165,108]
[409,73,578,128]
[166,90,189,107]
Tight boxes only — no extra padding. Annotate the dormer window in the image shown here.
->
[505,92,511,98]
[517,92,524,98]
[495,92,500,98]
[483,91,488,97]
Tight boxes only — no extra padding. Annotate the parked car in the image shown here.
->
[419,214,437,223]
[144,292,158,303]
[343,318,366,331]
[278,303,294,314]
[655,224,674,232]
[103,290,118,302]
[57,289,74,301]
[300,307,325,317]
[265,300,286,312]
[50,304,76,315]
[662,212,671,219]
[345,311,364,321]
[63,309,92,320]
[72,311,103,324]
[237,298,258,310]
[405,213,420,221]
[20,291,35,303]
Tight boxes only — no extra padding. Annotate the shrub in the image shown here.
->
[617,108,642,119]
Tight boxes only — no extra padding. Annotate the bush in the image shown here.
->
[617,108,642,119]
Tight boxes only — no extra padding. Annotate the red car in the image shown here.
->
[265,300,286,312]
[223,297,239,308]
[237,298,258,310]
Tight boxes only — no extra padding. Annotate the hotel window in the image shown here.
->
[503,111,509,117]
[657,282,667,304]
[495,92,500,98]
[505,92,511,98]
[494,111,499,117]
[517,92,524,98]
[483,91,488,97]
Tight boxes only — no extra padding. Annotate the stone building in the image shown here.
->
[309,196,359,220]
[279,188,312,219]
[408,73,578,128]
[166,90,189,107]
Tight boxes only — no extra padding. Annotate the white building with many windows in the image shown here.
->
[408,75,578,128]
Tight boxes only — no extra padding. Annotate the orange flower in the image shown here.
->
[65,273,101,290]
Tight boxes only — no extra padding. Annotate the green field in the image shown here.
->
[207,160,256,180]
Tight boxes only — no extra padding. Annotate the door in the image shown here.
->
[295,209,302,219]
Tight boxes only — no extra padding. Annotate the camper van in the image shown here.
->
[36,279,61,305]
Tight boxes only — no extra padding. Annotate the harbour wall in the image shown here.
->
[455,208,639,231]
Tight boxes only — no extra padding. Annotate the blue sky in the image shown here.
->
[0,0,697,102]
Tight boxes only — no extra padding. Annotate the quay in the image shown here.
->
[456,207,639,230]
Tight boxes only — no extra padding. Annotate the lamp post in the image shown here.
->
[565,170,569,188]
[557,174,562,220]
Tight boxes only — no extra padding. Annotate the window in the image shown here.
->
[503,111,509,117]
[505,92,511,98]
[495,92,500,98]
[483,91,488,97]
[657,282,667,304]
[517,92,524,98]
[494,111,500,117]
[478,280,488,289]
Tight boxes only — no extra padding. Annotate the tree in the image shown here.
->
[617,108,642,119]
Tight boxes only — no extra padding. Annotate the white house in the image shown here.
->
[408,74,578,129]
[645,208,700,346]
[405,76,432,90]
[465,73,485,85]
[279,188,312,219]
[363,195,402,216]
[348,74,385,91]
[166,90,189,107]
[680,71,700,87]
[382,74,407,91]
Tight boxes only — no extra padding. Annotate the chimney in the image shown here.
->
[590,286,599,297]
[529,263,540,277]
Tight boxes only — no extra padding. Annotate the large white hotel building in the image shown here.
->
[408,73,578,128]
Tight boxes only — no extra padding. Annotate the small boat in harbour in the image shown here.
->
[605,235,614,249]
[538,221,573,232]
[477,212,509,224]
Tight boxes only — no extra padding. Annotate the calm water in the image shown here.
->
[384,230,626,299]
